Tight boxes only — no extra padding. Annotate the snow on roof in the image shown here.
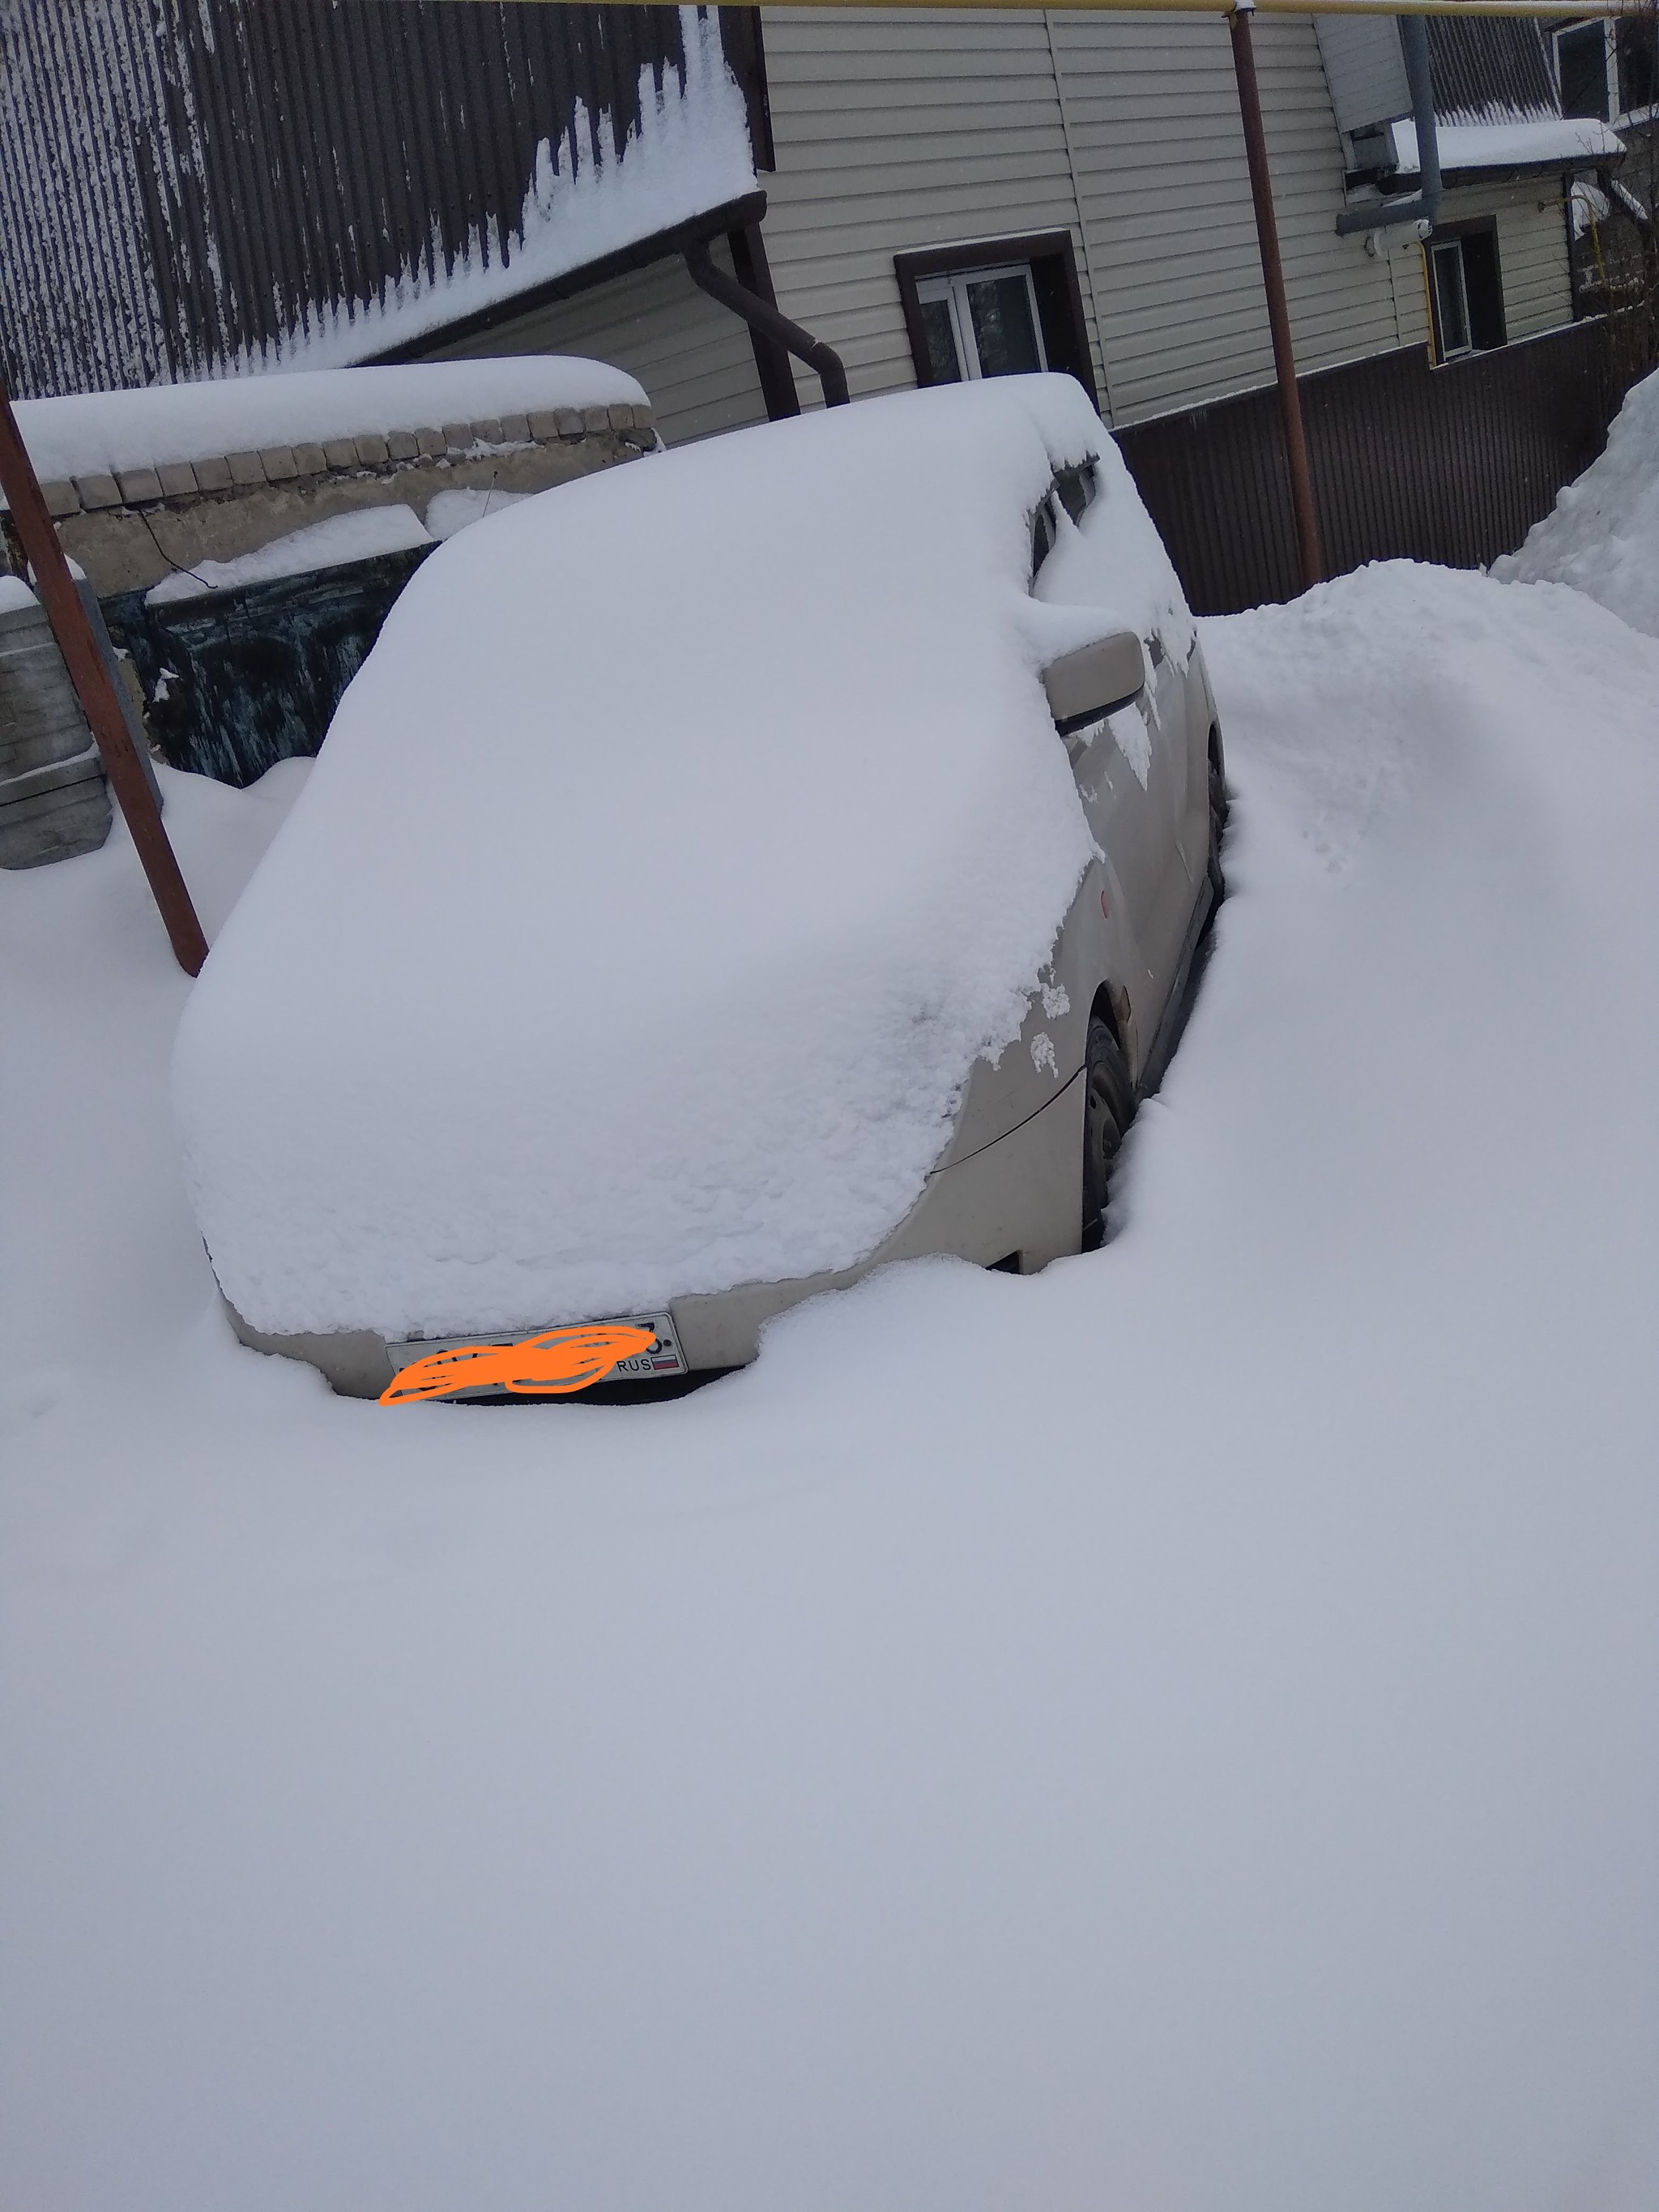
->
[250,11,757,374]
[1392,113,1624,177]
[11,359,646,489]
[1492,365,1659,641]
[173,375,1182,1340]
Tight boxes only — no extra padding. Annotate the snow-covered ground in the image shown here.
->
[2,557,1657,2211]
[1494,365,1659,641]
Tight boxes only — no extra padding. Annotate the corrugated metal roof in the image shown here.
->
[0,0,764,399]
[1427,16,1561,126]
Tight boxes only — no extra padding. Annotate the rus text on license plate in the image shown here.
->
[386,1311,688,1398]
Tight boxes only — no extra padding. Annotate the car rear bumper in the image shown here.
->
[223,1068,1086,1400]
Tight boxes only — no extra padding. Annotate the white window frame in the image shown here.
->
[913,263,1049,382]
[1612,13,1659,127]
[1554,18,1658,131]
[1430,238,1473,361]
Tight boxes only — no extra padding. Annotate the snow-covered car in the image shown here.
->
[173,374,1226,1399]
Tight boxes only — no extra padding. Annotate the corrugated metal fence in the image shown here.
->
[1116,318,1628,616]
[0,0,762,398]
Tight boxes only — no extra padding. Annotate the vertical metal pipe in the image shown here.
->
[1399,15,1441,216]
[1228,0,1323,593]
[0,378,207,974]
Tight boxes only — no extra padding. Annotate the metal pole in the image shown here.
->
[0,378,207,974]
[1228,0,1324,592]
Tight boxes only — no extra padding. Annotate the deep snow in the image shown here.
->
[2,557,1657,2212]
[172,378,1123,1340]
[1494,365,1659,639]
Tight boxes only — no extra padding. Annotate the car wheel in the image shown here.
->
[1081,1013,1133,1252]
[1207,741,1229,909]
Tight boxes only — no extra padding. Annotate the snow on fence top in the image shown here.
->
[9,361,648,493]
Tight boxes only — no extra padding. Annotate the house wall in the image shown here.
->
[1035,11,1414,422]
[420,241,766,450]
[754,7,1423,428]
[426,11,1578,443]
[1382,180,1574,354]
[1490,186,1575,339]
[752,11,1107,404]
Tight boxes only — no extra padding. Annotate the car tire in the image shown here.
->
[1081,1013,1133,1252]
[1206,742,1229,910]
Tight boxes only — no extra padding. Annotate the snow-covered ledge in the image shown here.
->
[5,361,656,599]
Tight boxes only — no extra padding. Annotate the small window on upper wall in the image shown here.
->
[1615,14,1658,117]
[1558,16,1659,125]
[1555,21,1610,119]
[895,233,1102,414]
[915,263,1047,382]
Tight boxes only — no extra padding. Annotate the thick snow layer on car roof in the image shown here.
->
[7,359,646,489]
[173,376,1150,1338]
[1493,365,1659,639]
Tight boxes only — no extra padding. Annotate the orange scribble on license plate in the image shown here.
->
[381,1322,659,1404]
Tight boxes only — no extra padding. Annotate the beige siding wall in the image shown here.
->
[425,17,1577,445]
[1383,181,1572,358]
[420,241,765,450]
[758,9,1105,410]
[757,9,1414,428]
[1049,11,1412,421]
[1491,187,1574,340]
[1386,233,1432,351]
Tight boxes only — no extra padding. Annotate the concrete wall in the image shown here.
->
[35,405,656,600]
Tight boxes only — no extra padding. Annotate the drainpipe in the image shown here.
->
[682,238,849,408]
[1336,15,1444,238]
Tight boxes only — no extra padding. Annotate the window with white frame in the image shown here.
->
[1430,241,1473,357]
[1427,224,1507,362]
[1616,12,1659,117]
[913,263,1049,384]
[1555,17,1659,126]
[1556,21,1610,118]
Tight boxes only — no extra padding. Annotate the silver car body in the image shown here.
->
[227,467,1222,1398]
[212,396,1223,1399]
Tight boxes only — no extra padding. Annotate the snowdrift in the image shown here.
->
[6,553,1659,2212]
[1493,364,1659,638]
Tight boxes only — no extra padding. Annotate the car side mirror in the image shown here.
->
[1042,632,1147,734]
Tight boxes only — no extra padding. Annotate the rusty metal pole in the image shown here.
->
[0,378,207,973]
[1228,0,1323,593]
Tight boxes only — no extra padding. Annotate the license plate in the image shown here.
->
[386,1310,687,1399]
